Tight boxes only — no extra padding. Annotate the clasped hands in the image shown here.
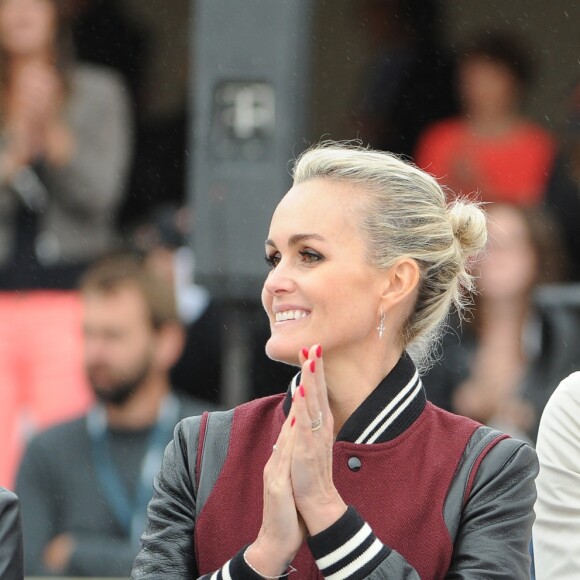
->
[246,344,347,577]
[2,62,72,173]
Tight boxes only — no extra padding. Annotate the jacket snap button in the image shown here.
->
[348,457,361,472]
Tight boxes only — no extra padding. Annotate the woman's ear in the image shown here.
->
[381,258,421,310]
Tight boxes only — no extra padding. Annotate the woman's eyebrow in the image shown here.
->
[265,233,325,248]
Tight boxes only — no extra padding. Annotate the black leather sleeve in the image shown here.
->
[345,437,539,580]
[447,438,539,579]
[131,417,200,579]
[0,488,24,580]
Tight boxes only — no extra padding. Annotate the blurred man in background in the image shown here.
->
[16,253,216,577]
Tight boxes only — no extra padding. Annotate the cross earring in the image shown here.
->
[377,310,385,339]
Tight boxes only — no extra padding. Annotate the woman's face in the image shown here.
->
[0,0,57,58]
[477,205,537,300]
[458,56,520,118]
[261,178,386,366]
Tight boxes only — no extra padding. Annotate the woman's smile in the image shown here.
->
[274,308,311,323]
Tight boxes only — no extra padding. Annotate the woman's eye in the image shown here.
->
[264,254,280,269]
[265,250,323,269]
[299,249,323,264]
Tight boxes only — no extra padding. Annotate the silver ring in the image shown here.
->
[311,411,323,432]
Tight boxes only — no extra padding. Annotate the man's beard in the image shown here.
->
[87,360,152,407]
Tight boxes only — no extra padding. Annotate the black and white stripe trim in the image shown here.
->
[356,370,423,444]
[308,507,390,579]
[209,559,233,580]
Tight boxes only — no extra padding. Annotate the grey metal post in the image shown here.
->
[188,0,313,406]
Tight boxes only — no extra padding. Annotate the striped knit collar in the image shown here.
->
[282,352,426,444]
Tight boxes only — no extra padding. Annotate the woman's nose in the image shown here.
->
[263,261,296,295]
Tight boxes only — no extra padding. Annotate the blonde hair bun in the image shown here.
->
[448,200,488,260]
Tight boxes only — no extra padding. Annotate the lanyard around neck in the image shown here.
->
[86,392,180,547]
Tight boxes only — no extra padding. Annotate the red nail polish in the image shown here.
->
[299,385,305,398]
[301,347,309,359]
[310,360,316,373]
[316,345,322,358]
[291,417,296,427]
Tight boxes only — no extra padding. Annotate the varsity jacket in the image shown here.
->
[132,354,539,579]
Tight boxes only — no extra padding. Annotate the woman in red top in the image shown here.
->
[415,32,555,206]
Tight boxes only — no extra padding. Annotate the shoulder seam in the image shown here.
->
[462,432,510,507]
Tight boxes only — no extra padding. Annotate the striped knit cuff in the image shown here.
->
[307,506,390,579]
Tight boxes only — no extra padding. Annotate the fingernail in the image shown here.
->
[310,360,316,373]
[292,393,295,402]
[301,347,309,359]
[291,417,296,427]
[316,345,322,358]
[299,385,305,398]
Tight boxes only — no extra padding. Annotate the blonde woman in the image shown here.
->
[133,143,538,579]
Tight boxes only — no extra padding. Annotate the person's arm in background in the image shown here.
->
[15,435,62,576]
[42,66,133,218]
[51,534,137,577]
[533,372,580,579]
[0,61,52,186]
[0,488,23,580]
[0,74,40,213]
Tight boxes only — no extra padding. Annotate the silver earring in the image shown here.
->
[377,309,385,339]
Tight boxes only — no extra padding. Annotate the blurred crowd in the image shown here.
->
[1,0,579,577]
